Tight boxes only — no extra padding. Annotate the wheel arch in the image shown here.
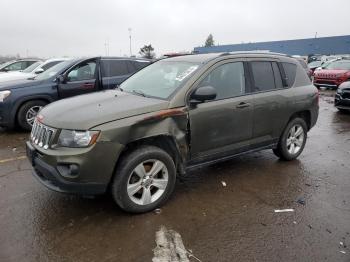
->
[288,110,311,130]
[13,95,53,126]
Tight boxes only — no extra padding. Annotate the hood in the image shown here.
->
[339,81,350,90]
[314,69,349,78]
[0,72,34,83]
[40,90,169,130]
[0,78,43,91]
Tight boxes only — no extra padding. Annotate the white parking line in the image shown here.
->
[0,156,26,164]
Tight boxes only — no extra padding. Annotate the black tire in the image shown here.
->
[111,145,176,213]
[17,100,47,131]
[273,118,308,161]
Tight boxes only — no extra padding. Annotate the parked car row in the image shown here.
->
[0,57,151,130]
[0,58,71,83]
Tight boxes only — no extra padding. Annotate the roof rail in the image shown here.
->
[219,51,290,57]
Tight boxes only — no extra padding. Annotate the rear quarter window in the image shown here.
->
[133,61,151,71]
[282,62,297,87]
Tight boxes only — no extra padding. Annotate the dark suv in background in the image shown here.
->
[26,52,319,213]
[0,57,151,130]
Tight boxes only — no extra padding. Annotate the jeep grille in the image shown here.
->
[30,120,56,149]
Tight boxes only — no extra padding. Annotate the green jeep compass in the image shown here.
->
[26,52,319,213]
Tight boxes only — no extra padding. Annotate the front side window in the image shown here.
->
[121,61,200,99]
[67,61,96,82]
[5,61,25,71]
[251,61,276,92]
[198,62,245,100]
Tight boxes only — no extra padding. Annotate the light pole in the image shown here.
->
[128,28,132,57]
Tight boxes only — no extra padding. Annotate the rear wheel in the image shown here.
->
[273,118,307,161]
[17,100,47,131]
[111,146,176,213]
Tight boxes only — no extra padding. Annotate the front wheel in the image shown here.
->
[17,100,47,131]
[111,146,176,213]
[273,118,307,161]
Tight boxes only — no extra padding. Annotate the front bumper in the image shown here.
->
[26,140,123,195]
[313,78,344,88]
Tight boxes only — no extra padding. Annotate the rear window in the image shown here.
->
[102,60,129,77]
[282,62,297,87]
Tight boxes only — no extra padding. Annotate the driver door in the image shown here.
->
[188,60,254,164]
[58,60,98,98]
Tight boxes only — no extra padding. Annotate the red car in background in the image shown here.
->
[313,60,350,89]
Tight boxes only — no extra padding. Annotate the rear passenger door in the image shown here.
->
[248,60,292,147]
[101,59,132,89]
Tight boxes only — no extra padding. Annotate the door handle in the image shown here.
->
[236,102,250,109]
[82,83,94,89]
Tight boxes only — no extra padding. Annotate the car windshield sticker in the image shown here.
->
[175,65,198,81]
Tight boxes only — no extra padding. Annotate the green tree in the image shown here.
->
[139,44,155,59]
[205,34,214,47]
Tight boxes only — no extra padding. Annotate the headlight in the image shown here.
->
[337,88,343,94]
[0,90,11,102]
[57,130,100,148]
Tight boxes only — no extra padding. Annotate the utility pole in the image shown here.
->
[128,28,132,56]
[104,39,110,56]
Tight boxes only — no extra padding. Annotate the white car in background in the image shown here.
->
[0,58,71,83]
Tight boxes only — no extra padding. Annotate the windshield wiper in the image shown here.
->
[131,89,147,97]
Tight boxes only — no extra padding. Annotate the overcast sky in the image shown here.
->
[1,0,349,58]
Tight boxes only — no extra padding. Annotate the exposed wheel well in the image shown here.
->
[289,110,311,130]
[114,135,184,178]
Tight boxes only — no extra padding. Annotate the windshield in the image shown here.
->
[308,61,322,68]
[34,60,72,80]
[121,61,200,99]
[325,61,350,70]
[22,61,42,73]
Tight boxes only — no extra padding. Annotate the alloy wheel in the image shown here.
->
[127,159,169,205]
[26,106,43,126]
[286,124,305,155]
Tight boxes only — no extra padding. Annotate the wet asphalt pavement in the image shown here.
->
[0,90,349,262]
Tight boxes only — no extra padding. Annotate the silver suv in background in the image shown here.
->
[0,59,41,73]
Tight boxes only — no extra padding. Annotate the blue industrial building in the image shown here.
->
[193,35,350,56]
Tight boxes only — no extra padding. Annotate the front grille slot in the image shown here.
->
[30,120,56,149]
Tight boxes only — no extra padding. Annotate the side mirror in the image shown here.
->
[34,68,44,74]
[190,85,217,103]
[56,75,66,83]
